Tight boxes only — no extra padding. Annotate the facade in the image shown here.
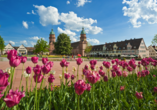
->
[89,38,149,58]
[2,43,34,55]
[49,27,88,56]
[148,46,157,58]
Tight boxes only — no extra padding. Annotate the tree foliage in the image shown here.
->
[85,42,92,54]
[54,33,72,55]
[151,34,157,46]
[33,38,49,54]
[0,36,5,54]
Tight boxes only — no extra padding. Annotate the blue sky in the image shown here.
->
[0,0,157,47]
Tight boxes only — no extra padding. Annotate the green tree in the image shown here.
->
[0,36,5,55]
[54,33,72,55]
[33,38,49,54]
[85,42,92,56]
[152,34,157,46]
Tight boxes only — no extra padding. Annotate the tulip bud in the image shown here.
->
[59,74,62,79]
[23,71,30,78]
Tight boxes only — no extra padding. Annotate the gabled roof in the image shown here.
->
[71,41,80,49]
[13,47,19,50]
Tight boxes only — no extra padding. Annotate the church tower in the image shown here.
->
[79,27,87,56]
[49,29,55,55]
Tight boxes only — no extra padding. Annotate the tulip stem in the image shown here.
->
[9,67,15,90]
[34,76,38,110]
[19,64,24,91]
[77,65,79,81]
[62,67,64,85]
[92,84,95,110]
[78,95,80,110]
[26,77,28,93]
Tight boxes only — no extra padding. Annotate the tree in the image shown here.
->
[152,34,157,46]
[85,42,92,56]
[33,38,49,54]
[0,36,5,55]
[54,33,72,55]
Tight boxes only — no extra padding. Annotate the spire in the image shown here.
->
[50,28,55,35]
[81,27,86,34]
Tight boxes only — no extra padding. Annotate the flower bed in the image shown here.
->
[0,50,157,109]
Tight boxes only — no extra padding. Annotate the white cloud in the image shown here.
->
[58,27,78,42]
[9,41,15,45]
[30,36,45,40]
[33,5,60,26]
[87,38,99,44]
[20,40,27,45]
[30,41,36,46]
[77,0,91,7]
[27,12,31,14]
[67,1,70,4]
[32,10,36,14]
[22,21,28,29]
[31,21,34,24]
[122,0,157,28]
[60,11,102,34]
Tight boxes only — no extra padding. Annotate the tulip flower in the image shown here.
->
[41,64,51,74]
[99,69,105,77]
[33,65,41,75]
[86,71,100,84]
[116,70,122,77]
[153,75,156,77]
[127,66,133,72]
[76,58,83,65]
[48,74,55,83]
[120,86,125,91]
[112,71,116,78]
[74,80,87,95]
[64,73,70,80]
[145,70,150,75]
[60,59,67,67]
[111,60,115,64]
[0,70,10,93]
[3,89,25,108]
[5,68,11,74]
[59,74,62,79]
[104,76,108,82]
[90,60,97,66]
[9,56,21,67]
[90,65,95,70]
[141,71,146,77]
[86,83,91,91]
[100,66,103,70]
[42,57,48,65]
[26,66,32,74]
[154,87,157,93]
[103,61,110,69]
[21,56,27,63]
[84,65,89,70]
[33,74,44,83]
[71,75,75,80]
[137,72,141,78]
[135,91,143,99]
[31,56,38,64]
[47,61,54,68]
[65,62,70,67]
[112,65,119,72]
[72,66,77,72]
[7,50,17,60]
[23,71,30,78]
[122,71,128,77]
[50,70,56,75]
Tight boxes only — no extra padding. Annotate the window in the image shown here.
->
[134,46,136,48]
[123,47,125,49]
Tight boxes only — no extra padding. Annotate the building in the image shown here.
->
[49,27,87,56]
[89,38,149,58]
[148,46,157,58]
[2,43,34,55]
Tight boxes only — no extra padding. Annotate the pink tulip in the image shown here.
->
[41,64,51,74]
[9,56,21,67]
[116,70,122,77]
[112,65,119,72]
[65,62,70,67]
[90,60,97,66]
[47,61,54,68]
[0,70,10,93]
[26,66,31,74]
[3,89,25,108]
[42,57,48,65]
[86,71,100,84]
[83,69,88,75]
[153,75,156,77]
[76,58,83,65]
[33,74,44,83]
[135,91,143,99]
[112,71,116,78]
[99,66,103,70]
[86,83,91,91]
[111,60,115,64]
[145,70,150,75]
[64,73,70,79]
[71,75,75,80]
[74,80,87,95]
[99,70,105,77]
[21,56,27,63]
[0,93,3,99]
[60,59,68,67]
[127,66,133,72]
[154,87,157,93]
[104,76,108,82]
[7,50,17,60]
[33,65,41,75]
[120,86,125,91]
[48,74,55,83]
[90,65,95,70]
[122,71,128,77]
[141,71,146,77]
[84,65,88,70]
[103,62,110,69]
[137,72,141,78]
[31,56,38,64]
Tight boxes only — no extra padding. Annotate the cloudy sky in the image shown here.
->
[0,0,157,47]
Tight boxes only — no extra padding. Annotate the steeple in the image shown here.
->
[50,29,55,35]
[81,27,86,34]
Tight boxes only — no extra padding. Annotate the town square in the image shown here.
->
[1,0,157,110]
